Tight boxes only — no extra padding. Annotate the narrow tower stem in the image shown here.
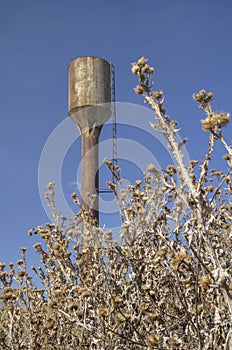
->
[81,126,101,224]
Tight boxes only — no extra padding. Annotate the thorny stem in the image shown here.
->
[219,134,232,156]
[142,80,220,272]
[196,133,215,194]
[210,166,232,205]
[132,57,232,347]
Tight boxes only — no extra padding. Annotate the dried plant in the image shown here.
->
[1,58,232,349]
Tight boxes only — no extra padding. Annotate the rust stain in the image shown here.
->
[68,56,111,120]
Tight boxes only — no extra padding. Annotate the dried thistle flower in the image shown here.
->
[147,334,161,346]
[134,85,144,95]
[47,182,55,190]
[131,64,140,74]
[136,57,147,67]
[141,64,150,73]
[147,163,157,173]
[16,260,23,265]
[0,262,6,270]
[200,275,211,293]
[17,270,25,277]
[98,307,109,318]
[153,90,163,99]
[193,89,207,102]
[201,112,230,131]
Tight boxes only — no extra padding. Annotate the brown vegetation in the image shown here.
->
[1,58,232,349]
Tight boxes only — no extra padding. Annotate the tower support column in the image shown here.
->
[81,126,101,224]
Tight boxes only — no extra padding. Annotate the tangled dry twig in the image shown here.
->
[0,57,232,349]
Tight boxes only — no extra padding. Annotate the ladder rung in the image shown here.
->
[96,188,113,194]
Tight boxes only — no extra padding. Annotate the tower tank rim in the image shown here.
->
[69,56,111,67]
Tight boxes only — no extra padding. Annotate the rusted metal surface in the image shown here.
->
[68,56,111,129]
[68,57,112,225]
[81,127,100,222]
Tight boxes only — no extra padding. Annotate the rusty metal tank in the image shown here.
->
[68,56,112,227]
[68,56,112,130]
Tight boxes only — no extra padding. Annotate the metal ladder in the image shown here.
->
[96,60,118,194]
[110,60,118,185]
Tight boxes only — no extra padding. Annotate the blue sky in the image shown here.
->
[1,0,232,265]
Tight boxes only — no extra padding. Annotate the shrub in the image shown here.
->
[1,58,232,349]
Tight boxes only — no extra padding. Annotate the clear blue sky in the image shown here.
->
[1,0,232,265]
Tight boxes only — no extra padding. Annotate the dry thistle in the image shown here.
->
[134,85,144,95]
[1,56,232,350]
[201,112,230,131]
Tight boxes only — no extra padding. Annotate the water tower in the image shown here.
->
[68,56,112,224]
